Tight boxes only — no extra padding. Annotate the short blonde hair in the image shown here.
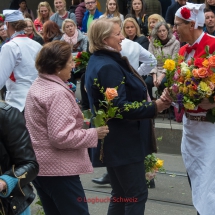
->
[122,17,142,37]
[62,19,77,33]
[148,14,165,34]
[88,17,121,53]
[37,1,53,22]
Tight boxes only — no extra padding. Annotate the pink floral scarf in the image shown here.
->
[63,29,78,45]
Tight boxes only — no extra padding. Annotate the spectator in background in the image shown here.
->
[60,19,87,52]
[145,22,180,100]
[50,0,77,29]
[75,0,86,29]
[204,8,215,35]
[159,0,172,18]
[24,18,44,45]
[0,17,9,52]
[122,17,149,49]
[100,0,124,23]
[82,0,102,33]
[205,0,215,14]
[165,0,187,26]
[145,0,162,16]
[148,13,165,36]
[18,0,35,21]
[43,20,63,43]
[128,0,149,36]
[0,10,42,112]
[34,1,53,34]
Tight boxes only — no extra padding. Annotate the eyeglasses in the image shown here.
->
[173,22,185,28]
[85,1,96,5]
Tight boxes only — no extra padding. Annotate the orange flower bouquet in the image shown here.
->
[164,46,215,123]
[83,78,149,162]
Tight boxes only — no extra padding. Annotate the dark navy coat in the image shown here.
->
[85,50,157,167]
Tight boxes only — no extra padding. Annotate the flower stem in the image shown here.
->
[99,138,105,163]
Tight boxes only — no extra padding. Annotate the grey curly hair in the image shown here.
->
[151,21,172,40]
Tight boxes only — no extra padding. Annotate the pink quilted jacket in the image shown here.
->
[25,74,98,176]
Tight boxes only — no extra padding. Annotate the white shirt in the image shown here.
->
[0,37,42,111]
[120,38,157,76]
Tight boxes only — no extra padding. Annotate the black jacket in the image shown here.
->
[165,2,183,26]
[0,102,39,215]
[133,35,149,50]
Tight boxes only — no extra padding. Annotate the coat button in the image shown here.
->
[13,206,16,210]
[10,195,13,198]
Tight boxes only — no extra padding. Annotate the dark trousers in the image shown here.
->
[107,161,148,215]
[144,75,167,99]
[33,175,89,215]
[187,174,200,215]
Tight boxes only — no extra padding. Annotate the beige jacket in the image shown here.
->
[149,36,180,77]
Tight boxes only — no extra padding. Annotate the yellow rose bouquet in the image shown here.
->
[144,154,165,181]
[163,46,215,123]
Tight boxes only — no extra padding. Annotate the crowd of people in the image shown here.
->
[1,0,215,215]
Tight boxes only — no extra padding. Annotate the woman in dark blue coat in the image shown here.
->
[85,17,171,215]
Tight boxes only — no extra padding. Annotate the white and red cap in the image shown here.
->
[175,3,205,29]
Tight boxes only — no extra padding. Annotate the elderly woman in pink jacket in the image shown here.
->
[25,41,109,215]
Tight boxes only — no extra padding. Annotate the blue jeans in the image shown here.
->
[33,175,89,215]
[107,161,148,215]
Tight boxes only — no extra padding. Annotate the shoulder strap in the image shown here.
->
[0,102,12,111]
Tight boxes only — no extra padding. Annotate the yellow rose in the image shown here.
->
[184,102,196,110]
[199,81,210,92]
[163,59,176,71]
[155,159,164,169]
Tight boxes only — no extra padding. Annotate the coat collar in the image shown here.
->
[38,73,74,95]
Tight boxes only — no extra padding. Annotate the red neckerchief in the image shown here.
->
[28,33,34,39]
[9,34,28,82]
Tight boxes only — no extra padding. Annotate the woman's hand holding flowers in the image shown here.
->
[96,126,109,139]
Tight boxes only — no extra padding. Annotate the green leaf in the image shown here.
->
[205,45,209,55]
[115,114,123,119]
[157,136,163,141]
[82,109,93,119]
[107,107,117,118]
[93,115,105,127]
